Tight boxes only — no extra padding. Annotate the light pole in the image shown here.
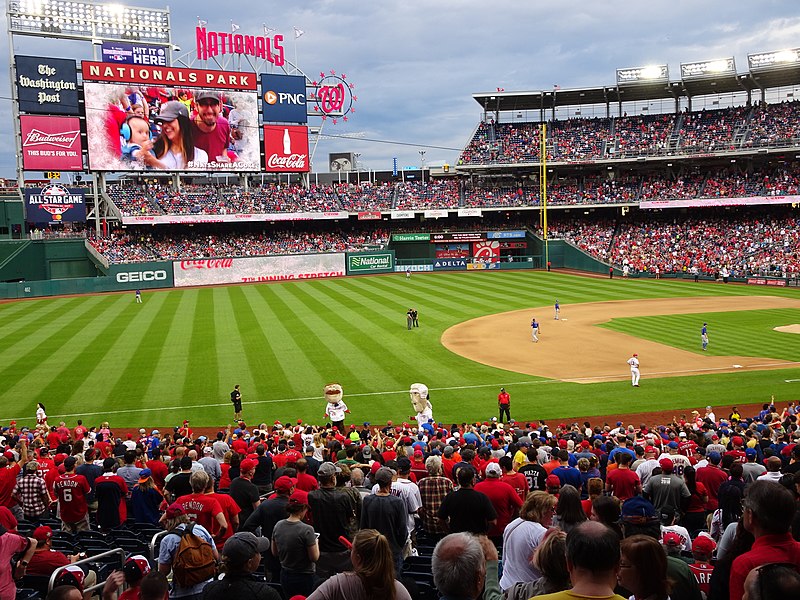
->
[354,153,362,185]
[418,150,426,183]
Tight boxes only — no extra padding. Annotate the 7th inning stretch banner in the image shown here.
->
[121,211,349,225]
[173,253,346,287]
[640,195,800,209]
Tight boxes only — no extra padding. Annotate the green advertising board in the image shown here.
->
[346,251,395,275]
[392,233,431,242]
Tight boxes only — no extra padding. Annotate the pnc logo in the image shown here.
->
[264,90,278,105]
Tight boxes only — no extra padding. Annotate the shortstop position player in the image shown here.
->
[627,353,640,386]
[531,318,540,342]
[554,299,560,320]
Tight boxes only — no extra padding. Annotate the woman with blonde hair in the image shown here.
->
[499,491,557,591]
[505,529,570,600]
[308,529,411,600]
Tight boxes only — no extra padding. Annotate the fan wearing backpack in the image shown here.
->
[158,502,219,599]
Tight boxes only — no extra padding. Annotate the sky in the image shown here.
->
[3,0,800,178]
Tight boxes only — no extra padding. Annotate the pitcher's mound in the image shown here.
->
[441,296,800,383]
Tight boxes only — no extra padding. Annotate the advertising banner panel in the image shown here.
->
[392,233,430,242]
[263,125,309,172]
[174,254,345,287]
[261,73,308,123]
[472,241,500,262]
[487,230,527,239]
[746,277,787,287]
[357,211,382,220]
[24,186,86,223]
[15,56,79,115]
[433,258,467,270]
[467,261,500,270]
[20,116,83,171]
[395,264,433,272]
[101,42,168,66]
[81,61,257,90]
[457,208,482,217]
[346,251,395,275]
[435,243,470,258]
[640,196,800,209]
[424,210,449,218]
[84,82,260,172]
[500,241,527,249]
[432,232,485,243]
[390,211,415,220]
[121,211,349,225]
[108,261,174,289]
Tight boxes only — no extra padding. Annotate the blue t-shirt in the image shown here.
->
[158,523,215,597]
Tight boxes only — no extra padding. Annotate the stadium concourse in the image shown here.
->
[2,401,800,600]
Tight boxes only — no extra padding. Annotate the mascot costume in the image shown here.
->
[410,383,434,426]
[324,383,349,432]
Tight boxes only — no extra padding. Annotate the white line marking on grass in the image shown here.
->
[5,361,799,422]
[786,379,800,383]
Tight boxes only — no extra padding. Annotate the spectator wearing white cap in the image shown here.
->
[198,447,221,486]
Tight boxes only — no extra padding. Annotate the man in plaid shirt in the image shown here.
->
[13,461,51,520]
[417,455,453,536]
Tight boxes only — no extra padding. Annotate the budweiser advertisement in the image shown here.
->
[84,82,259,172]
[173,253,345,287]
[264,125,309,172]
[20,115,83,171]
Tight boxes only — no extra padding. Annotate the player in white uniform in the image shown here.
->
[627,353,640,386]
[531,318,540,342]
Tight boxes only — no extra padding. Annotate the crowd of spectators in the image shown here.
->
[677,106,748,154]
[612,113,677,157]
[746,100,800,148]
[550,117,610,161]
[336,183,396,212]
[2,401,800,600]
[459,122,543,165]
[394,181,460,210]
[88,227,389,263]
[463,184,530,208]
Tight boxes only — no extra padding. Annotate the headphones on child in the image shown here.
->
[120,114,147,141]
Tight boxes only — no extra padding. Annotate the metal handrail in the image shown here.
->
[47,547,126,595]
[149,530,171,564]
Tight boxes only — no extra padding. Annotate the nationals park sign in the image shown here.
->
[346,251,395,275]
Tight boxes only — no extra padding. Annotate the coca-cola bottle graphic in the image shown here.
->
[283,128,291,155]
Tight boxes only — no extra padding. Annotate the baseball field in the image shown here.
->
[1,270,799,428]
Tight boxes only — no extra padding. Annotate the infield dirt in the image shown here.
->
[442,296,800,383]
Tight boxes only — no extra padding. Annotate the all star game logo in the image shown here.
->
[25,185,86,222]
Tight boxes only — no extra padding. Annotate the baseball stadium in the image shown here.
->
[1,2,800,600]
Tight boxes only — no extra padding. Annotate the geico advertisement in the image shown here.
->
[173,254,346,287]
[109,263,174,289]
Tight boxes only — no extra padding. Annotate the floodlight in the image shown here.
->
[680,57,735,79]
[616,64,669,85]
[748,48,800,70]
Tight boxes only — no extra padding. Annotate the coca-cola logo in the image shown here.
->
[179,259,234,270]
[266,153,307,169]
[23,129,80,148]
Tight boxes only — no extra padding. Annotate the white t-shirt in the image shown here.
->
[499,518,547,590]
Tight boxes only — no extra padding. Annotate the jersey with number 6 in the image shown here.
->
[53,473,90,522]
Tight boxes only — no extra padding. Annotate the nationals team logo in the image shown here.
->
[309,69,357,123]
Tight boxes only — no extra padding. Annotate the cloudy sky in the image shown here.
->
[3,0,800,178]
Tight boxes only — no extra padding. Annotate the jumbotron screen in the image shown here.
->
[84,82,260,172]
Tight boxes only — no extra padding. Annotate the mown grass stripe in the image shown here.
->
[183,288,219,405]
[0,298,87,357]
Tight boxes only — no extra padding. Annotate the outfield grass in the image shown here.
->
[1,271,799,427]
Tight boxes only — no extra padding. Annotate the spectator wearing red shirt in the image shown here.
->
[499,456,528,501]
[46,427,61,450]
[474,462,522,541]
[605,452,641,502]
[688,534,716,599]
[73,420,88,442]
[53,456,91,532]
[695,452,727,511]
[146,448,169,489]
[26,526,71,577]
[176,470,227,543]
[95,457,128,530]
[0,441,28,518]
[729,480,800,600]
[203,472,240,551]
[295,458,319,492]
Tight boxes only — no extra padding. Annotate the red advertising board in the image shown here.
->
[81,61,257,90]
[472,241,500,262]
[264,125,309,172]
[20,115,83,171]
[357,211,381,220]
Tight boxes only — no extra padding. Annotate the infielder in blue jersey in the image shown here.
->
[531,318,540,342]
[701,322,708,351]
[554,299,560,320]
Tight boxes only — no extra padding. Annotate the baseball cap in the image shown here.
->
[151,430,160,435]
[707,451,721,464]
[692,534,716,554]
[485,462,502,477]
[54,565,86,591]
[164,502,184,520]
[621,496,658,523]
[203,446,213,454]
[645,446,657,454]
[659,457,674,471]
[663,532,682,546]
[196,90,220,103]
[667,441,679,449]
[318,462,341,477]
[274,476,297,493]
[396,457,411,472]
[223,531,270,564]
[732,436,744,446]
[659,505,676,524]
[375,467,394,487]
[154,101,189,122]
[33,525,53,542]
[745,448,757,458]
[546,474,561,487]
[240,458,257,472]
[123,555,151,581]
[138,468,152,483]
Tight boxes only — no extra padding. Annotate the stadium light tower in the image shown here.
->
[615,64,669,85]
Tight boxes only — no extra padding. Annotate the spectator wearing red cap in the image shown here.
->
[27,525,70,576]
[634,446,661,487]
[54,563,97,600]
[642,458,691,514]
[53,456,91,532]
[688,534,716,598]
[158,502,219,598]
[0,438,28,521]
[229,458,260,526]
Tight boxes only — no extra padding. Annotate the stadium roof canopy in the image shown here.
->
[473,56,800,112]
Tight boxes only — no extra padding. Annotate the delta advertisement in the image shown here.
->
[263,125,309,172]
[15,56,80,115]
[24,185,86,223]
[173,253,345,287]
[261,74,307,123]
[20,116,83,171]
[84,82,259,172]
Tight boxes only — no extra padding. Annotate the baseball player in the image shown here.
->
[554,299,560,320]
[701,322,708,351]
[627,353,640,387]
[135,289,142,304]
[531,318,540,342]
